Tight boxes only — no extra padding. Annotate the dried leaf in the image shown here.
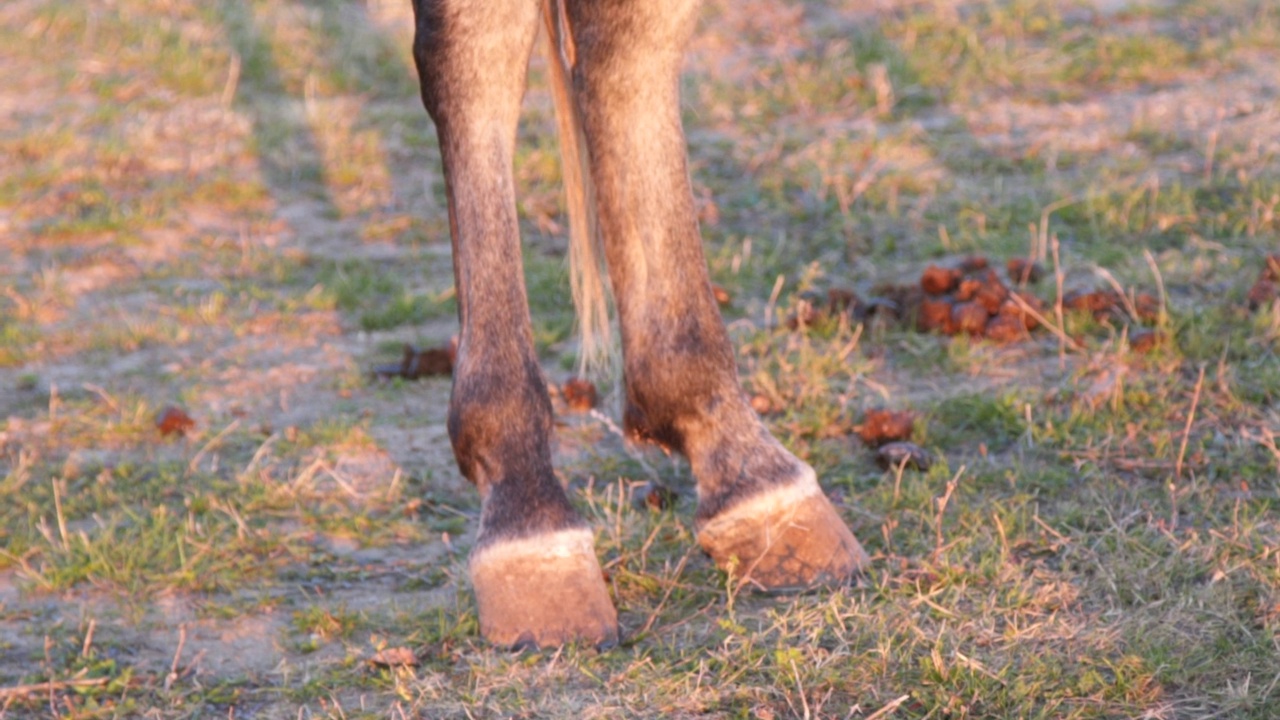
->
[857,409,915,447]
[373,341,456,380]
[561,378,598,412]
[156,406,195,437]
[369,647,418,668]
[640,483,677,511]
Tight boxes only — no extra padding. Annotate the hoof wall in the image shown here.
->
[470,528,619,649]
[698,468,870,591]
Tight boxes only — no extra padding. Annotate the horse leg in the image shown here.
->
[562,0,870,590]
[410,0,616,648]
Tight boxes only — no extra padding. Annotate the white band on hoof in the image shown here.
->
[697,463,822,538]
[695,462,867,591]
[469,527,596,570]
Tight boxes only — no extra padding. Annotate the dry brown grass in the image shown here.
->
[2,0,1279,717]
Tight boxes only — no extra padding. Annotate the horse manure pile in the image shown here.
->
[787,254,1167,351]
[915,256,1048,343]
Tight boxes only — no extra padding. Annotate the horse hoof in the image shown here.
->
[697,466,870,592]
[469,528,619,649]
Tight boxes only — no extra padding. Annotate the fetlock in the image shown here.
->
[635,389,872,591]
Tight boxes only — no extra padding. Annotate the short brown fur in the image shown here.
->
[411,0,867,648]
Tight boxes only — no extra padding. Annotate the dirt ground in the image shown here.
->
[2,0,1279,717]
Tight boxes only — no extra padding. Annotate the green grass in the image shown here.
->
[2,0,1280,716]
[316,259,456,330]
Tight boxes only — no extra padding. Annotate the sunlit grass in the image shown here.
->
[1,0,1279,716]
